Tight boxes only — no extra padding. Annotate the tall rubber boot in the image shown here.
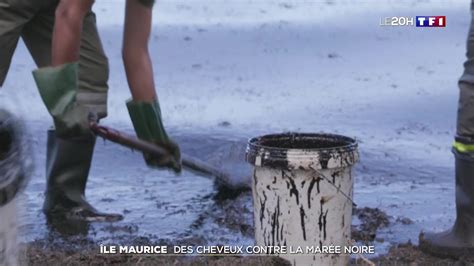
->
[127,99,181,172]
[33,62,122,222]
[44,129,123,222]
[32,62,91,138]
[419,146,474,258]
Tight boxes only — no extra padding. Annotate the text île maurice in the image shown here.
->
[100,245,375,255]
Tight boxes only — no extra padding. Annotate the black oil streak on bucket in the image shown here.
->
[307,176,321,209]
[283,171,299,205]
[318,199,329,241]
[270,196,281,246]
[300,206,307,241]
[259,190,267,230]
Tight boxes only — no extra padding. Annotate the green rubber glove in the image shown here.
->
[126,99,181,173]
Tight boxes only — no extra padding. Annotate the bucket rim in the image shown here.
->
[247,132,358,152]
[245,132,359,170]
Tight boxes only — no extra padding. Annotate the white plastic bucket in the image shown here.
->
[246,133,359,266]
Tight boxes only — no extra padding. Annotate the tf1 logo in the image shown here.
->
[416,16,446,27]
[380,16,446,27]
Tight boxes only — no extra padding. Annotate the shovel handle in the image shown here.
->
[89,123,236,189]
[90,122,169,158]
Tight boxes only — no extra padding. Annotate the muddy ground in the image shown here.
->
[20,245,474,266]
[18,200,474,265]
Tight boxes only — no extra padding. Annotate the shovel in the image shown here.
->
[90,122,248,190]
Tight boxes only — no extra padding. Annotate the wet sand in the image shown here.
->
[19,201,474,265]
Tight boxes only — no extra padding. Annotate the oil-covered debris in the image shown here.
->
[351,207,390,244]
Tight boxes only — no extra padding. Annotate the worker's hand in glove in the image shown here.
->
[144,139,182,173]
[126,98,182,173]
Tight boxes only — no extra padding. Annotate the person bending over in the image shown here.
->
[32,0,181,221]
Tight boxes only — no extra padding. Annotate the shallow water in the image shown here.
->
[17,125,252,245]
[14,121,455,256]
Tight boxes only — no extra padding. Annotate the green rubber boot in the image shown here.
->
[44,129,123,222]
[419,138,474,258]
[33,63,122,222]
[126,99,181,173]
[32,62,92,138]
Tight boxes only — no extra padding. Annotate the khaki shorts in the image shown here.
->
[0,0,109,118]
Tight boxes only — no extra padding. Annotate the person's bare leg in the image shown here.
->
[52,0,94,66]
[123,0,156,101]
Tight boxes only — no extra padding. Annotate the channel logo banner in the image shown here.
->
[416,16,446,27]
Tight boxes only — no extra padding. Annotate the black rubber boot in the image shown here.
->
[43,129,123,222]
[419,149,474,258]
